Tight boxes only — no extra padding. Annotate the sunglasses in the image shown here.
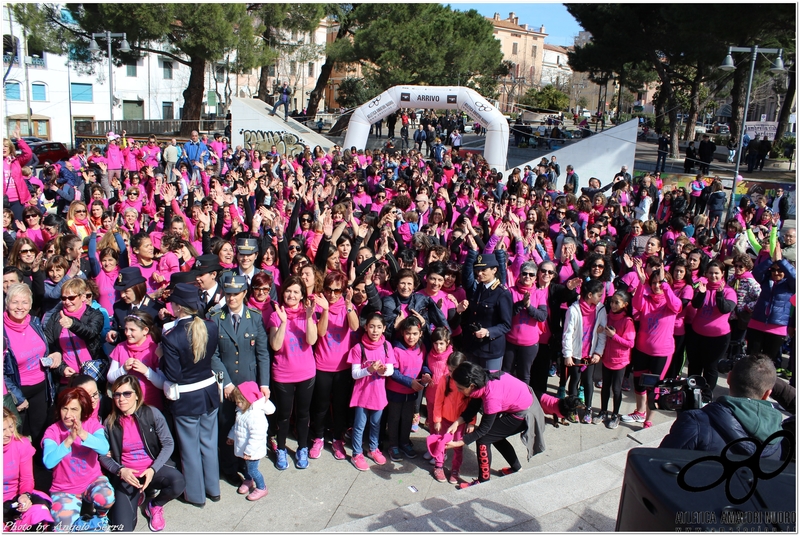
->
[19,248,35,254]
[252,286,271,293]
[61,294,80,302]
[288,245,302,251]
[539,269,556,276]
[557,211,566,215]
[112,391,135,399]
[24,214,39,219]
[324,287,343,295]
[300,218,312,223]
[770,269,784,274]
[398,189,407,193]
[75,209,87,214]
[588,231,599,237]
[520,272,535,278]
[592,264,605,269]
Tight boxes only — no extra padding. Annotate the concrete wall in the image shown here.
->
[507,119,639,189]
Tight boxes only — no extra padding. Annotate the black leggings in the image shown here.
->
[746,328,786,368]
[19,381,48,456]
[531,342,554,399]
[686,332,730,391]
[110,465,185,532]
[601,366,625,415]
[667,334,687,379]
[272,377,315,450]
[502,341,540,387]
[567,363,595,407]
[310,369,353,441]
[474,414,526,482]
[386,393,417,449]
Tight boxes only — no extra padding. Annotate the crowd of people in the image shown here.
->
[2,120,795,531]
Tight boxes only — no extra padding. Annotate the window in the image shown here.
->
[215,65,225,83]
[267,65,276,77]
[512,42,518,55]
[3,34,18,57]
[31,83,46,101]
[4,81,20,100]
[290,61,296,76]
[71,82,92,102]
[308,62,314,78]
[126,61,137,77]
[207,91,217,107]
[163,61,173,80]
[162,102,174,120]
[532,45,538,58]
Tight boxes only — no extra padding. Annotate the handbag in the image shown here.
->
[79,359,109,383]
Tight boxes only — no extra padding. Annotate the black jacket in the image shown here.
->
[45,303,106,372]
[100,405,175,477]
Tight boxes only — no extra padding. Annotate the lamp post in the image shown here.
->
[719,45,785,224]
[87,31,130,127]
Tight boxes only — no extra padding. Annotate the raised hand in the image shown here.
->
[275,304,288,324]
[58,310,74,330]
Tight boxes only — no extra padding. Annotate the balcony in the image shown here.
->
[2,54,46,68]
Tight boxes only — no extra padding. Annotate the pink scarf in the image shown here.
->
[59,303,91,375]
[3,311,30,333]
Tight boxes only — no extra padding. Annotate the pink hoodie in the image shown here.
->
[602,311,636,370]
[633,282,682,357]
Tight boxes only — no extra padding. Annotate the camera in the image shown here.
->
[641,374,712,411]
[717,348,747,375]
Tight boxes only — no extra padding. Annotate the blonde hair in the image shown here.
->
[230,387,251,413]
[177,305,209,364]
[67,201,88,222]
[62,277,88,297]
[4,283,32,310]
[3,407,22,440]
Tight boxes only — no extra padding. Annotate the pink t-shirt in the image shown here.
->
[580,303,598,358]
[96,268,119,315]
[470,372,532,415]
[347,338,397,411]
[3,437,35,501]
[691,286,737,337]
[746,318,788,337]
[633,284,682,357]
[119,415,153,473]
[672,283,694,336]
[109,338,163,409]
[7,324,46,386]
[268,309,316,383]
[602,312,635,370]
[313,301,354,373]
[507,286,545,346]
[387,344,425,395]
[136,261,161,295]
[43,418,105,495]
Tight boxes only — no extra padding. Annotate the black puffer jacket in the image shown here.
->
[45,302,106,372]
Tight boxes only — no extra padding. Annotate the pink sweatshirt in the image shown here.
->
[602,312,636,370]
[387,343,425,395]
[106,143,123,169]
[3,437,35,501]
[470,372,532,416]
[267,308,316,383]
[506,285,546,346]
[347,336,396,411]
[633,283,682,357]
[5,322,47,386]
[671,281,694,336]
[691,285,737,337]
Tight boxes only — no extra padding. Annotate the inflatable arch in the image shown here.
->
[343,85,509,172]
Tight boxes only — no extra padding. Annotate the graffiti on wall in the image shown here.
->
[241,129,306,157]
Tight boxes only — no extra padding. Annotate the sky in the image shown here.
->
[447,3,584,47]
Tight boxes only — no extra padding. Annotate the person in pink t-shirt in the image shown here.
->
[3,408,54,531]
[42,388,114,531]
[598,290,636,428]
[347,312,396,471]
[309,271,359,461]
[503,261,548,386]
[267,276,318,470]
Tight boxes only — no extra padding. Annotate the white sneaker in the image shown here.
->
[423,451,432,460]
[620,410,646,423]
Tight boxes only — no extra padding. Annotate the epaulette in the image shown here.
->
[246,306,263,317]
[489,279,501,291]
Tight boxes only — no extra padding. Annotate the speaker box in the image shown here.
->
[616,448,796,531]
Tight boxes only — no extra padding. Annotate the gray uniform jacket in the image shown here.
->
[210,305,271,388]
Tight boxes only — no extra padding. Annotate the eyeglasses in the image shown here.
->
[592,264,605,269]
[61,294,80,302]
[540,269,556,276]
[324,286,343,295]
[75,209,87,214]
[112,391,135,400]
[19,248,34,254]
[252,286,271,294]
[288,245,302,251]
[86,391,100,400]
[520,272,535,278]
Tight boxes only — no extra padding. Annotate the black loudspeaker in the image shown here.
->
[616,448,796,531]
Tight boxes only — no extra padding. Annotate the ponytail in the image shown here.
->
[178,305,209,363]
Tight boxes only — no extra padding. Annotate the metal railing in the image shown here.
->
[74,119,228,138]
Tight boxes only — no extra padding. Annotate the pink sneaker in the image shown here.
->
[309,438,324,459]
[246,487,269,501]
[332,439,347,460]
[145,501,165,532]
[351,453,369,471]
[366,449,386,465]
[433,467,446,482]
[237,479,255,495]
[643,421,653,429]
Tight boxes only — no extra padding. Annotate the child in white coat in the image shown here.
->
[227,381,275,501]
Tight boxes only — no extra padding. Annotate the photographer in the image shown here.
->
[660,354,787,460]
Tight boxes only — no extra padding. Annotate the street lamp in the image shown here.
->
[88,31,131,126]
[720,45,785,224]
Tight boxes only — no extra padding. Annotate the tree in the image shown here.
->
[335,77,378,109]
[520,85,570,112]
[47,4,261,136]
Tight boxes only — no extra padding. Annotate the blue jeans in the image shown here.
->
[271,99,289,119]
[656,150,667,172]
[351,407,382,455]
[245,459,265,490]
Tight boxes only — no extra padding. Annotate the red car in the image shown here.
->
[21,141,71,166]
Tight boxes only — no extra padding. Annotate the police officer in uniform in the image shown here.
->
[460,251,513,371]
[194,254,226,317]
[236,237,261,286]
[209,275,271,487]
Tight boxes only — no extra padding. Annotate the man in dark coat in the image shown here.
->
[697,134,716,175]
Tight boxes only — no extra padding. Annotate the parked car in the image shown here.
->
[714,123,730,135]
[24,141,70,166]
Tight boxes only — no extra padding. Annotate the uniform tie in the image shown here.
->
[201,290,209,304]
[232,313,240,333]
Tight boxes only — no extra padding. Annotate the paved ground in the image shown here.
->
[120,370,738,532]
